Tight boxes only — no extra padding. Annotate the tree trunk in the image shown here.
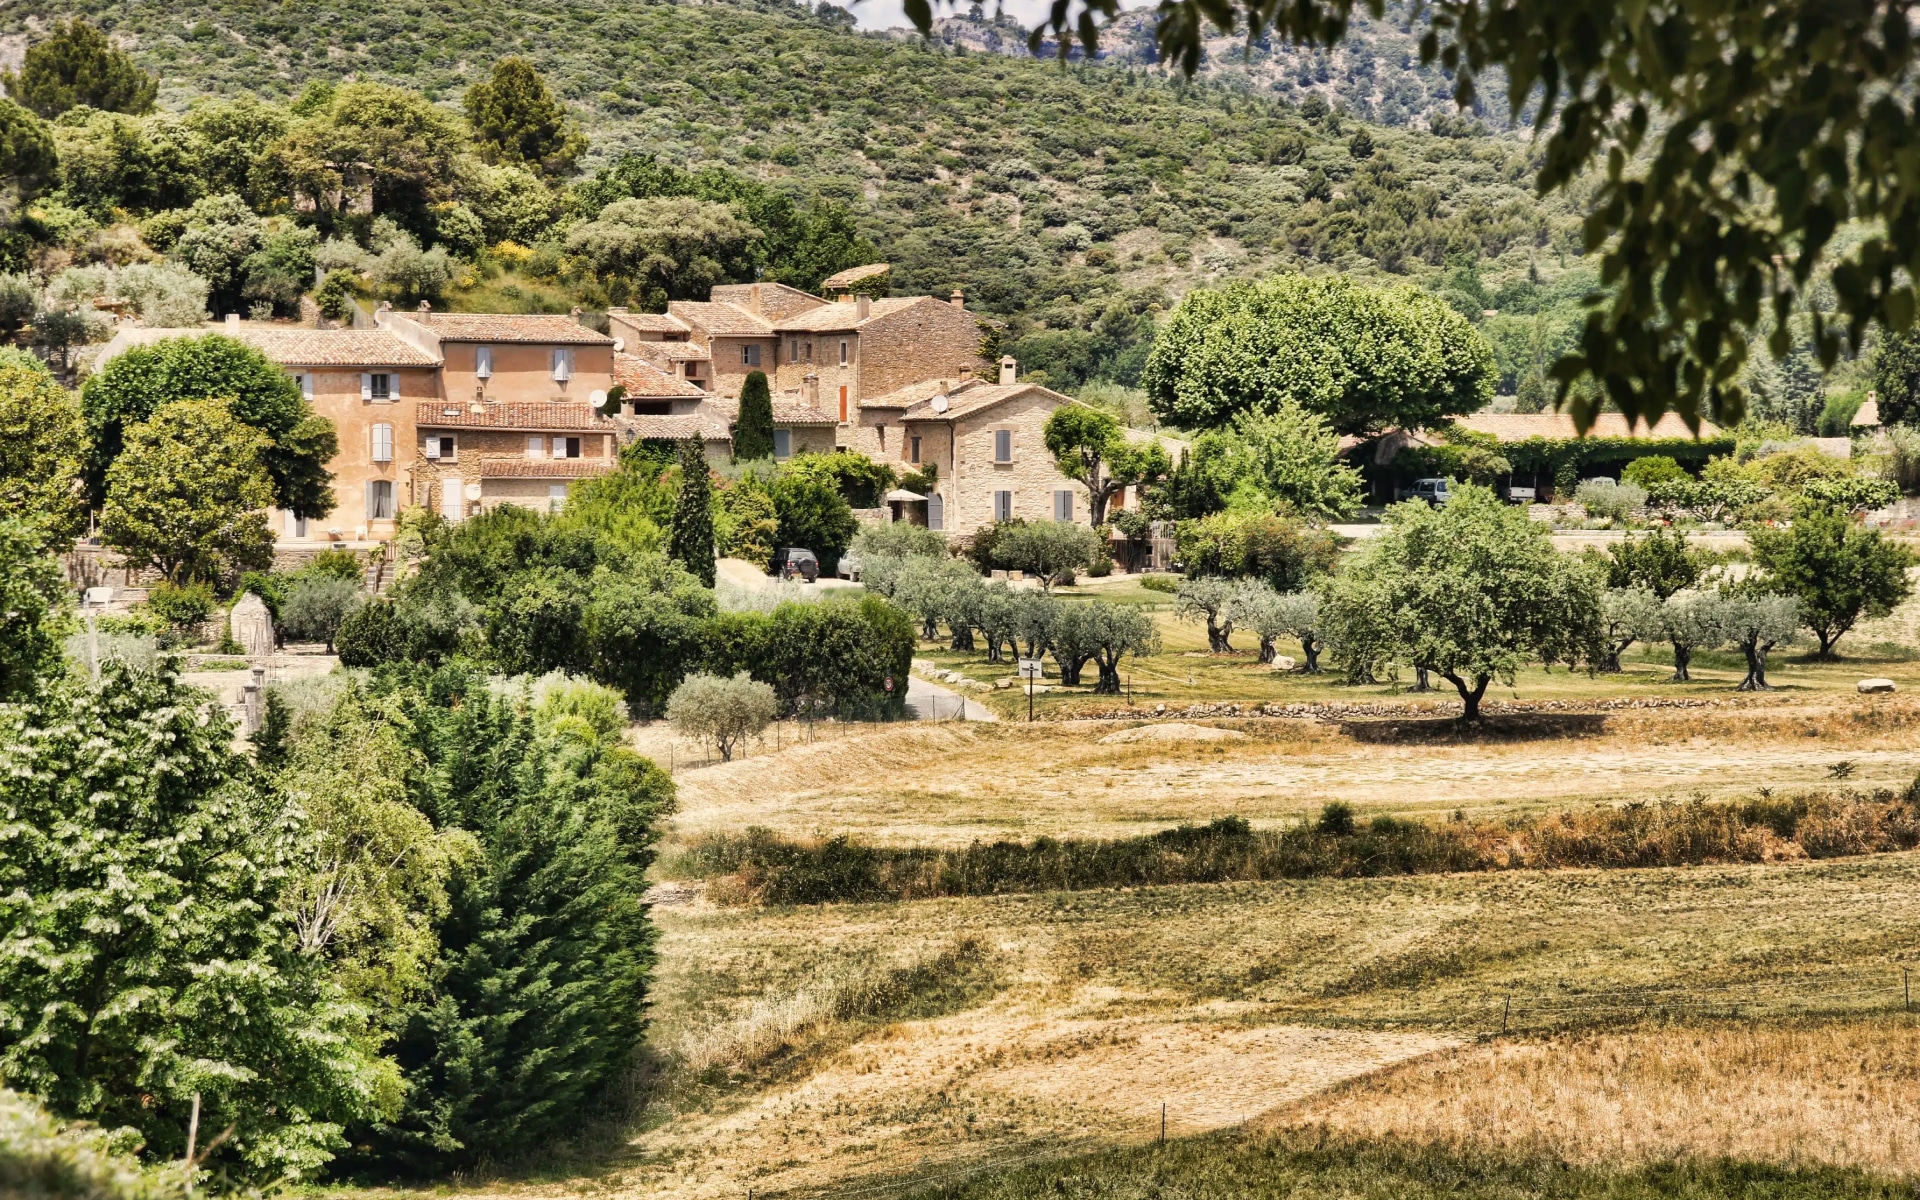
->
[1300,634,1321,674]
[1088,475,1112,526]
[1257,635,1275,664]
[922,616,940,640]
[1095,658,1121,693]
[1442,671,1491,719]
[1600,637,1630,673]
[1060,655,1090,686]
[1206,615,1232,653]
[1410,666,1432,692]
[1814,625,1845,659]
[1737,639,1776,691]
[1670,641,1692,682]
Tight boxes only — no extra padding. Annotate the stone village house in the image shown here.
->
[95,270,1163,553]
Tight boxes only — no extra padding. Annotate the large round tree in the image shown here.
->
[1141,275,1495,435]
[81,333,337,518]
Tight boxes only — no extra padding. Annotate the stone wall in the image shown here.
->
[941,391,1087,535]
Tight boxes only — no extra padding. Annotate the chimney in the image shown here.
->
[225,313,241,331]
[748,284,763,315]
[950,288,965,309]
[804,372,819,408]
[418,301,431,313]
[374,300,392,329]
[999,355,1017,385]
[856,293,871,319]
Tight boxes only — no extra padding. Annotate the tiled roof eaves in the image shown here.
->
[416,402,613,431]
[477,456,617,478]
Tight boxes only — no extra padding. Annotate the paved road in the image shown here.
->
[905,673,997,722]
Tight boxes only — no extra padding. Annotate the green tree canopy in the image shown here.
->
[100,396,277,585]
[1141,274,1495,435]
[1750,505,1914,659]
[1182,402,1366,520]
[1871,328,1920,430]
[669,438,717,586]
[563,196,760,309]
[271,82,464,235]
[771,467,857,576]
[733,369,775,461]
[463,56,585,177]
[0,518,66,701]
[1601,527,1701,600]
[924,0,1920,436]
[991,520,1105,592]
[81,333,336,517]
[1,20,156,119]
[1042,404,1171,526]
[0,349,84,542]
[1320,485,1602,718]
[0,660,392,1184]
[0,99,56,209]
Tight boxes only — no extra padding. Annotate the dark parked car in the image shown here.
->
[770,546,820,582]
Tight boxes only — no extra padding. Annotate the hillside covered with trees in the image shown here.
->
[2,0,1589,392]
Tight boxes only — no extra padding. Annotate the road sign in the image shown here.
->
[1017,658,1043,679]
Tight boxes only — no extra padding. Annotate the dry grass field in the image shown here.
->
[370,684,1920,1200]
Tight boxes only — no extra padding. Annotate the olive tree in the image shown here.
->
[1232,581,1324,669]
[279,576,365,653]
[1598,586,1664,673]
[1084,601,1160,693]
[1319,486,1603,719]
[667,670,777,762]
[992,520,1104,592]
[1658,590,1728,683]
[1175,576,1236,652]
[1721,592,1801,692]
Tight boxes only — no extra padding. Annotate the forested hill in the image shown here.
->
[6,0,1583,389]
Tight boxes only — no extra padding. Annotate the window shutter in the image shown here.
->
[527,436,543,459]
[299,374,313,401]
[389,373,400,400]
[552,437,566,459]
[360,373,372,401]
[365,480,375,518]
[425,437,440,460]
[477,346,492,378]
[928,493,943,531]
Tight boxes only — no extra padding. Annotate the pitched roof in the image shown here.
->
[613,353,706,399]
[412,312,614,344]
[1452,412,1724,442]
[417,401,613,431]
[708,282,827,321]
[860,377,972,409]
[773,296,927,333]
[629,340,710,364]
[819,263,891,290]
[666,300,774,337]
[477,456,617,479]
[613,413,733,442]
[99,325,440,368]
[1853,399,1882,427]
[608,311,691,335]
[238,328,441,367]
[704,395,839,426]
[901,380,1069,422]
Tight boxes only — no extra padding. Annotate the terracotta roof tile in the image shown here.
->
[613,353,706,399]
[478,456,617,479]
[417,401,614,431]
[773,296,927,332]
[902,381,1069,422]
[819,263,891,290]
[614,413,733,442]
[666,300,774,336]
[861,377,973,409]
[629,340,710,364]
[101,325,440,368]
[413,312,614,344]
[608,311,691,335]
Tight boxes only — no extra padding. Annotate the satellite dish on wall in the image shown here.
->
[464,483,482,501]
[612,338,626,352]
[930,394,950,413]
[588,389,609,410]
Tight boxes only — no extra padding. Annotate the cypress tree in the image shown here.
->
[669,437,716,586]
[733,369,775,461]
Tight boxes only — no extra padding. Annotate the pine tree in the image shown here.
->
[733,369,775,461]
[669,437,716,586]
[462,57,585,177]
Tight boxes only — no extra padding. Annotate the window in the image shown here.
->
[370,422,394,463]
[366,480,395,520]
[993,429,1012,463]
[1054,490,1074,521]
[475,345,493,378]
[552,436,581,459]
[838,385,849,422]
[839,339,849,366]
[551,348,574,382]
[423,435,455,460]
[288,512,307,539]
[742,344,761,367]
[296,374,313,401]
[527,436,544,459]
[805,340,814,363]
[994,490,1013,522]
[773,429,792,459]
[927,492,944,531]
[548,484,568,513]
[362,372,394,401]
[909,435,922,464]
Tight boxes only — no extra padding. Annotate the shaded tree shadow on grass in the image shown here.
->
[1336,712,1610,745]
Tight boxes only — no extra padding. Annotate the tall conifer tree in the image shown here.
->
[733,369,775,462]
[669,437,716,586]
